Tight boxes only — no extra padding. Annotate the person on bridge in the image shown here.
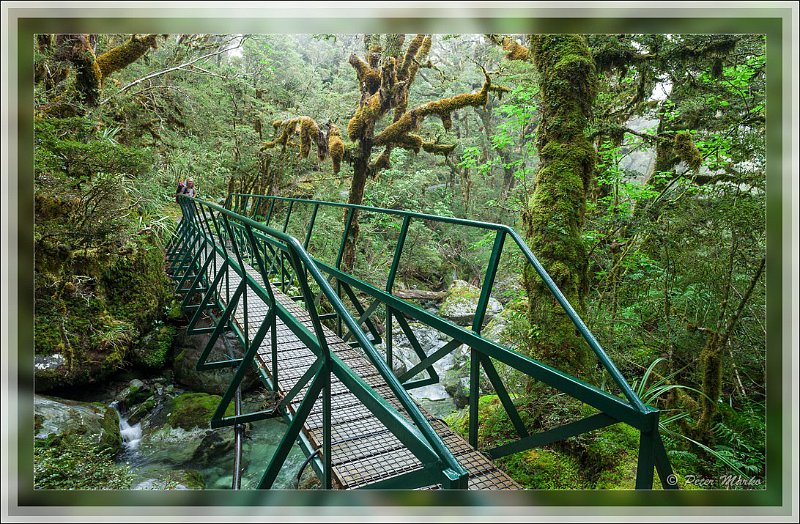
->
[176,178,197,201]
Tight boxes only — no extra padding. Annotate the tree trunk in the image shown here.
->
[696,256,765,434]
[522,35,598,377]
[341,142,370,271]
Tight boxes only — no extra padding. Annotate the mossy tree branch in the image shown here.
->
[47,34,160,107]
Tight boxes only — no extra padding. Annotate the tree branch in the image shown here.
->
[100,43,243,105]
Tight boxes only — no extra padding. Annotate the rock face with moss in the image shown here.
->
[521,35,598,376]
[34,395,122,454]
[34,236,174,392]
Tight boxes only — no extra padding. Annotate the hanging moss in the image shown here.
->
[298,116,320,158]
[264,116,325,160]
[421,141,456,155]
[520,34,598,377]
[328,124,345,175]
[348,54,380,94]
[502,36,529,61]
[673,131,703,171]
[370,148,392,173]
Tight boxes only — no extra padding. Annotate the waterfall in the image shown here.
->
[110,401,142,451]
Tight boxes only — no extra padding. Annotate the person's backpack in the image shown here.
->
[175,181,185,203]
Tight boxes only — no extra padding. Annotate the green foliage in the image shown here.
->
[34,436,133,490]
[500,448,586,489]
[134,322,176,369]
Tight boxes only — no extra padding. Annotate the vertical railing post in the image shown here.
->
[282,200,294,233]
[304,203,319,250]
[336,207,354,270]
[467,230,505,449]
[635,411,659,489]
[265,198,276,227]
[385,215,410,369]
[243,223,279,392]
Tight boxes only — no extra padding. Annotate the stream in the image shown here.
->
[58,321,468,490]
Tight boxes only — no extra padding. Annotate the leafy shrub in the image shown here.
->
[34,436,133,490]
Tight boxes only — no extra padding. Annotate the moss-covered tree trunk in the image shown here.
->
[341,140,372,270]
[522,35,598,377]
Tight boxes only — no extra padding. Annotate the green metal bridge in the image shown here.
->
[165,194,677,490]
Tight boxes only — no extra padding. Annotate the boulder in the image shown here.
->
[34,395,122,454]
[137,392,235,467]
[166,392,234,431]
[172,320,258,395]
[439,280,502,326]
[116,378,151,411]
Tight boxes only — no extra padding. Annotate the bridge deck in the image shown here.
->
[214,252,519,490]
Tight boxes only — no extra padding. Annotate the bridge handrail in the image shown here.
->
[178,195,469,488]
[225,193,646,413]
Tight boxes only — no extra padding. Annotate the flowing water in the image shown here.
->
[112,397,309,490]
[105,321,462,490]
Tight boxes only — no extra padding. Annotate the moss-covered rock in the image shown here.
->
[439,280,503,326]
[34,395,122,454]
[117,378,147,406]
[127,395,156,425]
[132,324,175,370]
[35,433,133,489]
[34,235,172,392]
[166,392,234,431]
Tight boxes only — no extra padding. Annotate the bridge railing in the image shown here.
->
[168,195,470,489]
[223,193,677,490]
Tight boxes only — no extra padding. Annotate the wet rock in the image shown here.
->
[127,395,156,425]
[190,430,235,466]
[34,353,66,372]
[439,280,502,326]
[117,379,151,411]
[165,392,234,430]
[34,395,122,453]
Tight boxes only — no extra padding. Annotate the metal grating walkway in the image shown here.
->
[213,252,520,490]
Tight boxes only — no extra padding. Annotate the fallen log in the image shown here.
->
[394,289,447,301]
